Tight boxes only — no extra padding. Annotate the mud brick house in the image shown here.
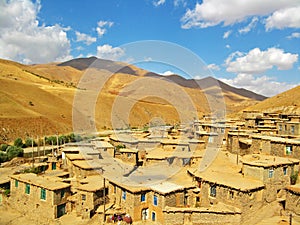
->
[109,134,139,149]
[189,170,265,224]
[278,115,300,136]
[227,131,252,155]
[10,173,71,220]
[115,148,139,165]
[90,139,115,157]
[73,175,108,219]
[242,154,300,202]
[285,184,300,215]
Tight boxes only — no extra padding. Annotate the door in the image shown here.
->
[141,208,149,220]
[57,203,66,218]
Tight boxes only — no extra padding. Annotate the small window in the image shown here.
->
[152,212,156,221]
[286,146,293,155]
[40,188,46,200]
[114,186,116,194]
[141,193,146,202]
[153,195,158,206]
[208,136,214,143]
[122,190,126,200]
[52,162,56,170]
[210,185,216,197]
[283,167,288,176]
[82,194,86,201]
[15,180,18,188]
[269,168,274,178]
[25,184,30,194]
[127,153,132,158]
[291,125,295,134]
[61,189,65,198]
[228,190,234,199]
[279,125,282,131]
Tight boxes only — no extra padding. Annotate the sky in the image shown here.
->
[0,0,300,97]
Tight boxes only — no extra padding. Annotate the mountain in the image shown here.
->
[244,85,300,114]
[0,57,266,143]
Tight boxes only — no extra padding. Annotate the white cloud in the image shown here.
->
[161,70,175,76]
[206,64,220,71]
[225,44,231,49]
[226,47,298,74]
[96,20,114,37]
[153,0,166,7]
[287,32,300,39]
[220,74,297,97]
[223,30,231,39]
[180,0,299,29]
[96,44,125,61]
[75,31,96,45]
[239,17,258,34]
[265,6,300,30]
[174,0,187,7]
[0,0,72,64]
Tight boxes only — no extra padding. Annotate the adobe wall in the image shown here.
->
[163,210,241,225]
[285,190,300,215]
[271,142,300,159]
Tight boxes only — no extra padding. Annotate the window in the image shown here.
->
[283,167,288,176]
[127,153,132,158]
[141,193,146,202]
[15,180,18,188]
[279,125,282,131]
[52,162,56,170]
[291,125,295,134]
[40,188,46,200]
[286,146,293,155]
[114,186,116,194]
[122,190,126,200]
[153,195,158,206]
[82,194,86,201]
[152,212,156,221]
[25,184,30,194]
[208,136,214,143]
[61,189,65,198]
[210,185,216,197]
[228,190,234,199]
[269,168,274,178]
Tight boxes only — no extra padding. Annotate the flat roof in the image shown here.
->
[119,148,139,153]
[242,154,300,168]
[286,184,300,194]
[252,135,300,145]
[65,153,93,161]
[11,173,70,190]
[72,160,103,170]
[190,170,264,192]
[77,175,106,192]
[93,141,114,148]
[146,148,203,159]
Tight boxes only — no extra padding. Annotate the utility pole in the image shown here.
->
[103,178,106,223]
[32,137,34,167]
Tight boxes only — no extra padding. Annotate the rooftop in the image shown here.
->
[11,173,70,190]
[242,154,300,168]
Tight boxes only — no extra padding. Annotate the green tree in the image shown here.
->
[6,146,23,160]
[24,138,37,147]
[0,151,8,163]
[45,136,57,145]
[0,144,8,152]
[14,138,24,148]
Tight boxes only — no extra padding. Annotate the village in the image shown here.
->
[0,111,300,225]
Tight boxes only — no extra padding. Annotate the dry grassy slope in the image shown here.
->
[244,85,300,114]
[0,58,262,143]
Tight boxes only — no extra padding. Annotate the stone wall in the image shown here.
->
[285,189,300,215]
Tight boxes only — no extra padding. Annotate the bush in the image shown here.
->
[14,138,24,148]
[0,144,8,152]
[24,138,37,147]
[45,136,57,145]
[6,146,23,160]
[0,151,8,163]
[291,170,299,185]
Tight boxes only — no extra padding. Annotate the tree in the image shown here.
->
[6,146,23,160]
[0,151,8,163]
[45,136,57,145]
[14,138,24,148]
[24,138,37,147]
[0,144,8,152]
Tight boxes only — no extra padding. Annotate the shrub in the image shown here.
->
[0,144,8,152]
[290,170,298,185]
[6,146,23,160]
[0,151,8,163]
[14,138,24,148]
[24,138,37,147]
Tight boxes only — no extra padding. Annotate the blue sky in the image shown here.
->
[0,0,300,96]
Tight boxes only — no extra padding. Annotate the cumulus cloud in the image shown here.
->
[206,64,220,71]
[287,32,300,39]
[153,0,166,7]
[96,20,114,37]
[265,6,300,30]
[96,44,125,61]
[225,44,231,49]
[174,0,187,7]
[226,47,298,74]
[75,31,96,45]
[239,17,258,34]
[220,74,297,97]
[180,0,299,29]
[0,0,72,64]
[223,30,232,39]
